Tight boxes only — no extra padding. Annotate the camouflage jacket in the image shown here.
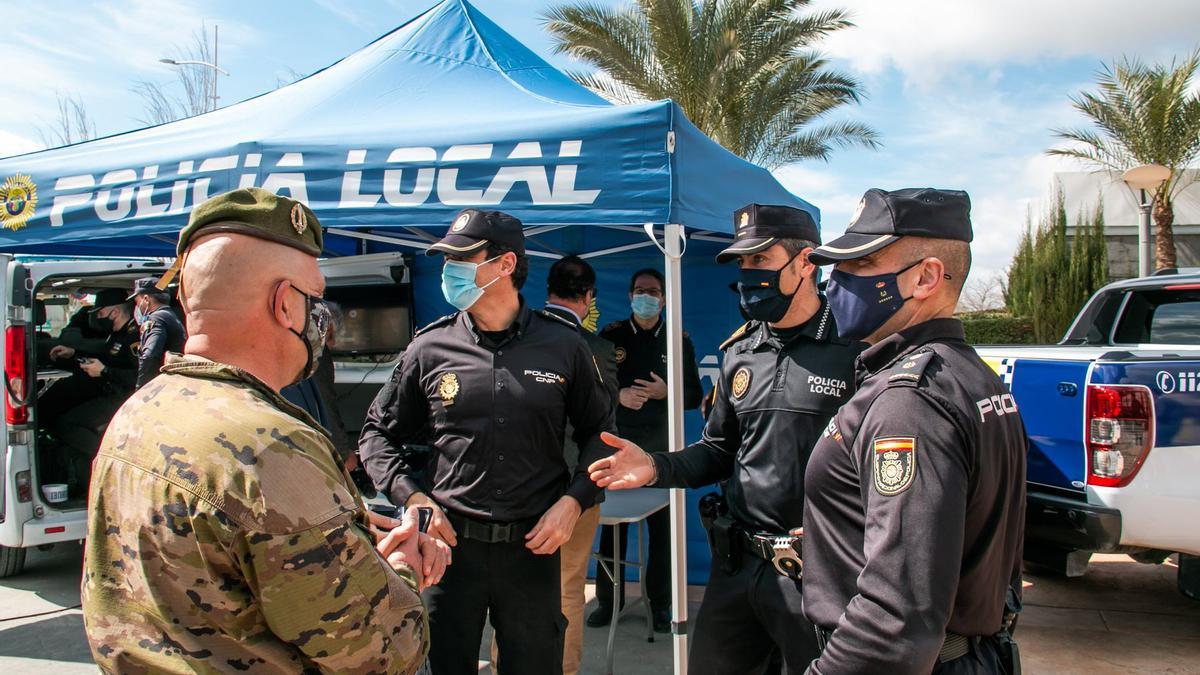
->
[82,354,428,674]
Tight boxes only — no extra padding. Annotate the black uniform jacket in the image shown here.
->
[652,299,862,533]
[802,318,1027,674]
[135,307,186,389]
[600,316,702,453]
[92,319,141,395]
[359,299,614,522]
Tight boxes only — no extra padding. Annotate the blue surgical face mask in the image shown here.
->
[630,293,661,320]
[441,255,502,311]
[826,260,922,341]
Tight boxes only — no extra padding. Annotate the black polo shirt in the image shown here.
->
[599,315,703,453]
[651,299,862,533]
[802,318,1027,673]
[359,299,613,522]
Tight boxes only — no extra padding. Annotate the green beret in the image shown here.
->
[177,187,323,256]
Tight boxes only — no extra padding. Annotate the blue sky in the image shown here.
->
[3,0,1199,287]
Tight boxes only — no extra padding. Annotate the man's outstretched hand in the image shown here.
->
[588,432,656,490]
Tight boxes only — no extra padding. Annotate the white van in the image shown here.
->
[0,252,413,576]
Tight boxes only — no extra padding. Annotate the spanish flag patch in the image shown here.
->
[872,437,916,496]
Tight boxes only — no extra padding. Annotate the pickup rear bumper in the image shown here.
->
[1026,490,1122,552]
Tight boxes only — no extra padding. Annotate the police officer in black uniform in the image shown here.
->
[40,289,142,490]
[358,209,613,675]
[589,204,863,673]
[802,188,1026,674]
[127,277,186,389]
[593,268,702,631]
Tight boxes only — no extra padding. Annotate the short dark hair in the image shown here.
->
[547,255,595,301]
[142,291,171,306]
[778,238,818,258]
[486,243,528,290]
[629,268,664,292]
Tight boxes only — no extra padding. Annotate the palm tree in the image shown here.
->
[1048,52,1200,271]
[541,0,879,168]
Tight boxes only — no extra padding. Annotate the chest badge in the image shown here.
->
[873,437,916,496]
[614,346,627,364]
[438,372,460,406]
[731,367,751,400]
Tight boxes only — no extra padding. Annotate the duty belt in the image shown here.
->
[814,627,973,663]
[741,531,803,581]
[446,512,537,544]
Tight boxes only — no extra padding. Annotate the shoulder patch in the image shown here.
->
[872,436,916,495]
[885,349,935,388]
[719,322,754,351]
[537,309,578,329]
[414,313,457,338]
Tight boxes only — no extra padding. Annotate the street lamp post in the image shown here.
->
[159,25,228,112]
[1121,164,1171,277]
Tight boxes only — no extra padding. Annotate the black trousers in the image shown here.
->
[931,636,1011,675]
[690,556,818,675]
[595,503,671,612]
[38,373,125,458]
[423,537,565,675]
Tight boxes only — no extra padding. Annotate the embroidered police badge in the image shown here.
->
[739,211,750,228]
[873,437,915,495]
[731,367,751,400]
[438,372,460,406]
[290,203,307,234]
[614,347,626,364]
[451,213,470,232]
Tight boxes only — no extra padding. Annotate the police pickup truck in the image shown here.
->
[0,252,412,577]
[975,271,1200,598]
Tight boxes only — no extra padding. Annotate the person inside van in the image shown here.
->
[39,289,141,484]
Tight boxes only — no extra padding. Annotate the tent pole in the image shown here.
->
[655,222,689,675]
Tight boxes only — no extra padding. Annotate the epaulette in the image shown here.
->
[413,313,457,338]
[719,322,754,351]
[537,309,578,329]
[885,349,936,388]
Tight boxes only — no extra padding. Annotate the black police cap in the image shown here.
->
[126,276,166,301]
[426,209,525,256]
[91,288,130,310]
[716,203,821,264]
[809,188,972,265]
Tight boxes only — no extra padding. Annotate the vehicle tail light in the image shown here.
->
[1086,384,1154,487]
[5,325,27,425]
[16,470,31,502]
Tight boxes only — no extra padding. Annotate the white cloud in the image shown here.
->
[0,131,43,158]
[0,0,256,143]
[813,0,1200,82]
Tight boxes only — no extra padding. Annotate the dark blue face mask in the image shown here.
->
[826,259,925,341]
[737,251,805,323]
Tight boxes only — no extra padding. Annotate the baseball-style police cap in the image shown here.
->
[426,209,525,256]
[716,204,821,264]
[91,288,130,310]
[176,187,323,257]
[809,188,972,265]
[127,276,167,301]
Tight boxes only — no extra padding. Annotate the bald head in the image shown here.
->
[178,232,324,391]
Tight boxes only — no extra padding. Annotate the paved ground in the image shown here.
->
[2,545,1197,674]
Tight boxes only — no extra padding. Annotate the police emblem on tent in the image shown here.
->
[0,174,37,232]
[873,436,915,495]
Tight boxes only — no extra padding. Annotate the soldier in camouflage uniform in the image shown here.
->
[82,188,434,674]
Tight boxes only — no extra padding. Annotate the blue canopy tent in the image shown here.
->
[0,1,818,668]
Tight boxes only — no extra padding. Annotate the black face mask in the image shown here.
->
[88,313,114,334]
[737,251,805,323]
